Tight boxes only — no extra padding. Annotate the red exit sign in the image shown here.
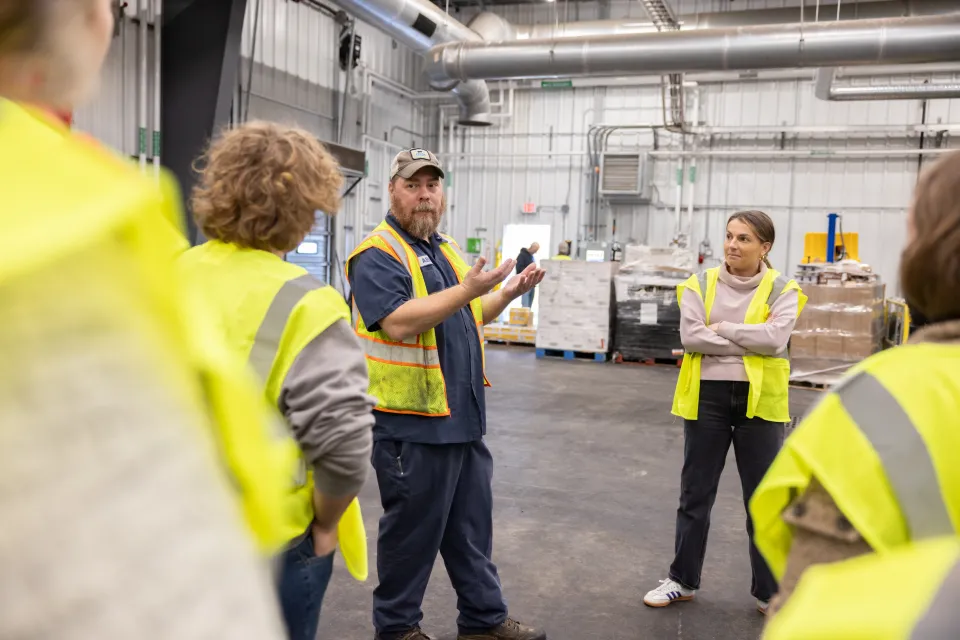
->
[522,202,536,214]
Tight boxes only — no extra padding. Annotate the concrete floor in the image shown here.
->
[319,345,821,640]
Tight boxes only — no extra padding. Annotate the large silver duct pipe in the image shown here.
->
[815,67,960,101]
[490,0,959,41]
[425,15,960,84]
[329,0,492,125]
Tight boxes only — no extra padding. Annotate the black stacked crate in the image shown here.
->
[613,282,684,362]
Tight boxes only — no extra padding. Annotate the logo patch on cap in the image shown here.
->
[410,149,430,160]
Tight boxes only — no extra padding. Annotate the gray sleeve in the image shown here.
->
[279,319,376,498]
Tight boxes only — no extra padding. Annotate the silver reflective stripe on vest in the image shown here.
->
[768,275,791,361]
[364,339,441,367]
[837,371,954,540]
[372,229,411,271]
[249,274,324,382]
[910,558,960,639]
[697,271,708,294]
[767,275,789,306]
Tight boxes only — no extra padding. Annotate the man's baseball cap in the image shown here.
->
[390,148,445,180]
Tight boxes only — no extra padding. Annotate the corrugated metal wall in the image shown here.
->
[73,0,960,292]
[438,0,960,292]
[446,77,960,294]
[74,11,152,158]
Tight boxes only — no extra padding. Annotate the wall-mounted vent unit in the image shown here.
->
[599,153,649,201]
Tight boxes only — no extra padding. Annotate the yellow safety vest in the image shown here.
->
[0,98,290,553]
[552,255,572,261]
[672,267,807,423]
[763,535,960,639]
[345,220,489,417]
[750,343,960,579]
[177,240,368,580]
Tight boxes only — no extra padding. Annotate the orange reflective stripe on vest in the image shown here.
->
[346,220,489,415]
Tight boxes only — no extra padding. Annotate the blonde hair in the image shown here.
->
[191,121,344,253]
[0,0,109,107]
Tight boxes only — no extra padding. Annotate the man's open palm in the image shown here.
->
[502,263,546,300]
[462,256,516,298]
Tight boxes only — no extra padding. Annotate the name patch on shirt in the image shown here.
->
[418,255,434,267]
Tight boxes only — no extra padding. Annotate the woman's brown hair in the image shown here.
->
[191,121,344,254]
[900,151,960,323]
[728,210,776,269]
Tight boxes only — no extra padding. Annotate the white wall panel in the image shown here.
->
[241,0,423,89]
[74,0,960,296]
[444,71,960,293]
[75,16,152,159]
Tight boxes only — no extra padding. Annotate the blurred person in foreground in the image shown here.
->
[763,535,960,640]
[178,121,376,640]
[750,150,960,630]
[0,1,290,637]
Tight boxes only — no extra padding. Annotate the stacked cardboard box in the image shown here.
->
[509,307,534,327]
[536,260,616,353]
[790,278,885,383]
[485,322,536,345]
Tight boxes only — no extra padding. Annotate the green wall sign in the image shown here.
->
[466,237,483,253]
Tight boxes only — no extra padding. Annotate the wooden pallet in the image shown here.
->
[486,339,535,348]
[613,352,682,367]
[535,348,608,362]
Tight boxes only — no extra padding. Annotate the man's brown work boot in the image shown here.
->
[457,617,546,640]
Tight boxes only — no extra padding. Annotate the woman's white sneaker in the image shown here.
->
[642,578,696,607]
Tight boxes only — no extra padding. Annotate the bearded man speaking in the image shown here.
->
[346,149,547,640]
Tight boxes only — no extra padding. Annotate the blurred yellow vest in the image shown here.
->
[764,535,960,639]
[751,343,960,580]
[0,99,290,554]
[178,241,368,580]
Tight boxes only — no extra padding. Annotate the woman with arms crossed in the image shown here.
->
[643,210,805,615]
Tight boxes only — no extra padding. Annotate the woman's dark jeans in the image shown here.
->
[668,380,785,602]
[277,527,336,640]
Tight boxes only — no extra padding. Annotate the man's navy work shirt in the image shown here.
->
[347,214,487,444]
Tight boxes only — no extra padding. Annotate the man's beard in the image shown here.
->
[391,195,446,240]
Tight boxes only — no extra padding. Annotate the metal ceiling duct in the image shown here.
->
[815,67,960,101]
[502,0,959,41]
[424,15,960,84]
[329,0,492,125]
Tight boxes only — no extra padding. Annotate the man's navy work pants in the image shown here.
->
[372,439,508,637]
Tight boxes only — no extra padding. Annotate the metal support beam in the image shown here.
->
[161,0,248,244]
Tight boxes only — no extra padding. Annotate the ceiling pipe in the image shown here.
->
[328,0,492,125]
[815,67,960,101]
[424,15,960,84]
[494,0,959,41]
